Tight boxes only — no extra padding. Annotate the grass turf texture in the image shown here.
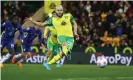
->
[1,64,133,80]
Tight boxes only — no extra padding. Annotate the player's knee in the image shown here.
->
[27,52,32,57]
[59,52,63,57]
[48,49,52,53]
[62,42,66,46]
[22,53,25,57]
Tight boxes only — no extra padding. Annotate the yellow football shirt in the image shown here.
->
[46,13,74,37]
[44,26,58,44]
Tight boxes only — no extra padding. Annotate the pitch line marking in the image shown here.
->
[54,77,133,80]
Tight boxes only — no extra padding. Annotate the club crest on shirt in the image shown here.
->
[61,21,67,25]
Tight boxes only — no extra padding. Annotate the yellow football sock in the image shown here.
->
[62,46,68,56]
[46,52,50,60]
[47,54,53,62]
[47,57,51,62]
[48,53,62,65]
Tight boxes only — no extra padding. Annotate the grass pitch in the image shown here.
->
[1,64,133,80]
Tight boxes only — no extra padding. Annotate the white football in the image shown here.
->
[97,56,108,68]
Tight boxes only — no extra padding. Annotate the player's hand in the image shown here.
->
[41,44,45,47]
[25,17,33,22]
[44,36,48,41]
[75,34,79,41]
[44,36,48,40]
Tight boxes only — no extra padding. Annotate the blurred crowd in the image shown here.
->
[1,1,133,47]
[66,1,133,47]
[1,1,43,24]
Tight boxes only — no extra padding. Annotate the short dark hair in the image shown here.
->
[12,15,19,20]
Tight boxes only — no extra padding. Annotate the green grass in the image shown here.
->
[1,64,133,80]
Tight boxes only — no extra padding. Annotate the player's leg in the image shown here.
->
[47,44,62,67]
[47,50,63,65]
[50,35,72,60]
[46,49,52,61]
[16,44,32,67]
[0,41,6,67]
[65,37,74,60]
[0,40,5,60]
[16,52,33,67]
[0,46,4,61]
[12,53,22,63]
[57,35,74,56]
[43,43,66,70]
[45,46,61,67]
[47,45,63,65]
[0,39,14,65]
[16,52,27,67]
[43,39,53,70]
[46,36,66,65]
[46,39,53,61]
[53,44,61,67]
[57,35,68,55]
[12,44,25,64]
[47,36,74,65]
[47,53,54,62]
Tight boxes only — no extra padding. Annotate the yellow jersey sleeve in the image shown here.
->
[70,13,75,25]
[46,18,53,26]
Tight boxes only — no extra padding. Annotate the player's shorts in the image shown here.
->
[22,44,32,52]
[47,38,59,55]
[57,35,74,50]
[1,37,14,49]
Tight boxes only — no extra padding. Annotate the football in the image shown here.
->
[97,56,108,68]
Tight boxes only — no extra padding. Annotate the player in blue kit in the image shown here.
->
[0,15,23,67]
[12,26,44,67]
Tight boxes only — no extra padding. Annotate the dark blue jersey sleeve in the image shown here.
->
[1,21,9,33]
[1,22,6,30]
[23,27,30,32]
[1,23,6,34]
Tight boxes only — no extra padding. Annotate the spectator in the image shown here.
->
[85,1,91,13]
[96,22,105,37]
[91,1,100,12]
[116,24,123,36]
[127,25,133,46]
[1,1,43,24]
[1,1,133,47]
[101,12,107,22]
[107,10,116,24]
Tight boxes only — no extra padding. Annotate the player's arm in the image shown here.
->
[0,22,7,37]
[43,27,49,39]
[25,17,51,27]
[73,20,78,36]
[17,24,24,40]
[70,14,78,36]
[1,21,9,33]
[1,22,6,30]
[17,27,30,43]
[22,27,30,32]
[70,14,79,40]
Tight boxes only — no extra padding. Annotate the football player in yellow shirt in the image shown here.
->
[44,26,61,68]
[26,5,79,70]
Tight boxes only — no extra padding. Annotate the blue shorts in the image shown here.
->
[1,37,14,50]
[22,44,32,52]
